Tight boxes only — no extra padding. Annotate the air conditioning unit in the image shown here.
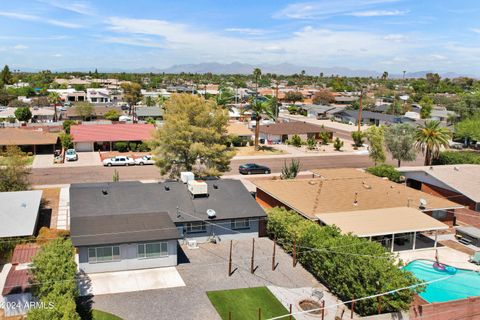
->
[187,239,198,249]
[180,172,195,184]
[188,180,208,197]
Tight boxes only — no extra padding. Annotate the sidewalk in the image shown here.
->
[232,149,368,160]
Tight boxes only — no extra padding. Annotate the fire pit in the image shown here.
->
[298,299,324,317]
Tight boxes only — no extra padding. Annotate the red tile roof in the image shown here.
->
[11,243,41,265]
[71,124,155,142]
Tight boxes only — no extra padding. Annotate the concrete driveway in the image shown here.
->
[63,152,101,167]
[78,267,185,296]
[32,154,54,168]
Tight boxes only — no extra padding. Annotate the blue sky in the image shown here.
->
[1,0,480,74]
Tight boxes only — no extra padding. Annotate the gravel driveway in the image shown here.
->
[93,237,322,320]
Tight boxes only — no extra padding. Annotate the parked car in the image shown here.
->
[103,156,135,167]
[134,155,155,165]
[65,149,78,161]
[239,163,271,175]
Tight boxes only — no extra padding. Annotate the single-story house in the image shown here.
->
[255,168,462,251]
[1,244,41,317]
[227,122,253,140]
[0,190,43,240]
[70,123,155,151]
[301,105,337,119]
[87,88,112,104]
[48,89,86,102]
[0,107,55,123]
[70,179,267,273]
[64,106,125,121]
[334,96,358,105]
[333,110,401,126]
[135,106,164,121]
[258,121,333,143]
[400,165,480,212]
[0,128,58,154]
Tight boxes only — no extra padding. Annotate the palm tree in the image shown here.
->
[249,97,276,150]
[253,68,262,99]
[215,88,234,109]
[47,91,61,122]
[415,120,451,165]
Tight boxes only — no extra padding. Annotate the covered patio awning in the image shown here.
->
[316,207,449,238]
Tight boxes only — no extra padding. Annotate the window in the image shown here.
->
[185,221,207,233]
[137,242,168,259]
[431,210,447,219]
[231,218,250,230]
[88,246,120,263]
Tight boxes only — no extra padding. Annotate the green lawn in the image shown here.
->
[207,287,293,320]
[92,310,123,320]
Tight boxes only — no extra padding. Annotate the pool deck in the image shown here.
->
[398,247,480,271]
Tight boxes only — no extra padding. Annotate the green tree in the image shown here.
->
[144,95,155,106]
[284,91,304,104]
[59,133,73,150]
[415,120,451,165]
[365,126,386,165]
[0,146,31,191]
[47,91,61,122]
[419,95,433,119]
[151,94,234,178]
[351,131,364,147]
[63,120,76,134]
[280,159,301,179]
[29,238,80,320]
[8,99,28,108]
[121,82,143,115]
[14,106,32,122]
[384,124,417,167]
[454,114,480,145]
[0,65,13,86]
[75,102,93,121]
[333,137,344,151]
[104,109,121,121]
[215,87,235,108]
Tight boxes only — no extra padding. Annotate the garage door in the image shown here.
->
[75,142,93,152]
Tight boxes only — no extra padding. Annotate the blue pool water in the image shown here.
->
[403,259,480,303]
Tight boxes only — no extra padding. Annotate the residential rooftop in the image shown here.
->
[0,190,43,238]
[0,128,58,146]
[258,121,332,135]
[70,123,155,142]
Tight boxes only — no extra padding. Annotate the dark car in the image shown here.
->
[239,163,271,175]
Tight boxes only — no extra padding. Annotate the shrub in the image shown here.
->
[333,137,344,151]
[14,106,32,122]
[62,120,77,134]
[319,132,330,145]
[290,134,302,147]
[114,142,128,152]
[266,208,423,316]
[366,164,402,182]
[433,151,480,165]
[280,159,301,179]
[230,135,243,147]
[59,133,73,150]
[351,131,364,147]
[306,138,316,150]
[137,142,150,152]
[129,142,137,151]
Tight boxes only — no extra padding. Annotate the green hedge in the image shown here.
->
[266,208,423,316]
[366,164,402,182]
[433,151,480,165]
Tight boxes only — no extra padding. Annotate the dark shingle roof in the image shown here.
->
[70,179,265,227]
[71,212,180,246]
[259,121,331,135]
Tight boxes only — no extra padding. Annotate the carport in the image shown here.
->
[0,128,58,154]
[317,207,449,252]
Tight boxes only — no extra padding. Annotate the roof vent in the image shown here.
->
[180,172,195,184]
[308,180,317,185]
[353,192,358,206]
[21,202,27,208]
[207,209,216,219]
[188,180,209,198]
[101,189,108,195]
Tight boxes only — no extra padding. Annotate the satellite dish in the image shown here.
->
[206,209,216,219]
[419,198,427,208]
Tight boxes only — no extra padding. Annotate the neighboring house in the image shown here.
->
[334,96,358,105]
[0,107,55,123]
[0,190,43,240]
[258,121,333,143]
[70,123,155,151]
[135,106,164,121]
[333,109,401,126]
[400,165,480,212]
[87,88,112,103]
[48,89,86,102]
[430,107,456,122]
[254,168,462,251]
[227,122,253,140]
[64,106,125,121]
[70,179,267,273]
[301,105,337,119]
[0,128,58,154]
[1,244,41,317]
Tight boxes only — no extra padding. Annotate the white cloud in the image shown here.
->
[350,9,408,17]
[225,28,266,36]
[0,11,82,28]
[53,53,63,57]
[383,34,408,41]
[39,0,94,15]
[471,28,480,34]
[273,0,400,19]
[13,44,28,50]
[429,54,447,60]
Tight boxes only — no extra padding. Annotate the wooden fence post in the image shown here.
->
[228,240,233,276]
[251,238,255,274]
[272,239,276,271]
[351,295,355,319]
[293,238,297,268]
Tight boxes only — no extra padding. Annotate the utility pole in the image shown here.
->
[357,89,364,132]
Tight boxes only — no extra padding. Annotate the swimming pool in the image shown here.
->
[403,259,480,303]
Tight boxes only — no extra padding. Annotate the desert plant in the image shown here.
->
[352,131,364,147]
[290,134,302,147]
[333,137,344,151]
[306,138,316,150]
[280,159,301,179]
[319,132,330,145]
[366,164,402,182]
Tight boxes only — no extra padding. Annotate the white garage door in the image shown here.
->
[75,142,93,152]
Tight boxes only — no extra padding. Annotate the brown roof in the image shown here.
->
[66,106,124,117]
[255,168,463,220]
[0,128,58,146]
[227,122,253,136]
[258,121,331,135]
[318,207,448,237]
[11,243,41,265]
